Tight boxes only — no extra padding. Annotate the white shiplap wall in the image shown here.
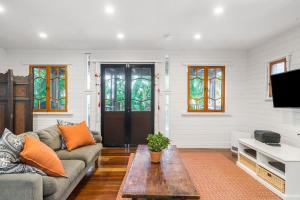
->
[1,49,248,148]
[246,26,300,147]
[0,48,7,70]
[2,24,300,148]
[3,50,88,130]
[167,51,248,148]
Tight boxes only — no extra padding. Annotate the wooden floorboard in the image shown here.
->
[68,147,236,200]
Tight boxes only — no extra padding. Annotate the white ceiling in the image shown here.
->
[0,0,300,50]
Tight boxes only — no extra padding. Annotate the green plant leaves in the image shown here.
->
[146,132,170,152]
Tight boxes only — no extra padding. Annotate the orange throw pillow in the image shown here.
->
[20,136,65,177]
[58,121,96,151]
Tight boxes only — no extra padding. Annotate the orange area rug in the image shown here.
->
[117,152,280,200]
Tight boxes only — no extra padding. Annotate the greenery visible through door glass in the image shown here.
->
[131,68,151,111]
[104,68,125,111]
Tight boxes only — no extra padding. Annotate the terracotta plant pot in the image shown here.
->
[150,151,161,163]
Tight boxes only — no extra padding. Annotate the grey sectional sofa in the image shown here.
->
[0,125,102,200]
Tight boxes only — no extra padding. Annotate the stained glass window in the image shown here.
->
[189,67,205,111]
[188,66,225,112]
[31,65,67,112]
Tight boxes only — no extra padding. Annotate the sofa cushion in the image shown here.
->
[19,131,40,140]
[0,129,46,175]
[91,130,102,143]
[42,176,58,196]
[20,136,65,177]
[43,160,85,198]
[35,125,62,151]
[55,144,101,166]
[57,119,96,150]
[58,121,96,151]
[0,129,24,163]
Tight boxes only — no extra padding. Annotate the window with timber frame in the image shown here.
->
[30,65,68,112]
[268,58,287,97]
[188,66,225,112]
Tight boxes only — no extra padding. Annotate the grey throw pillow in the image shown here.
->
[0,129,46,175]
[57,120,95,150]
[0,129,24,163]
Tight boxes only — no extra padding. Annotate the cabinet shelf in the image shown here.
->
[237,138,300,200]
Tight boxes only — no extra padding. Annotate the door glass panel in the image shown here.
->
[208,68,223,111]
[104,67,125,111]
[131,67,152,111]
[189,67,204,110]
[32,67,47,110]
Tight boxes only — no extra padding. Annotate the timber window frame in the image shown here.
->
[187,66,225,112]
[268,58,287,98]
[30,65,68,112]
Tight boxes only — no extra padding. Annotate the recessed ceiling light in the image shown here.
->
[194,33,202,40]
[0,5,5,13]
[117,33,124,40]
[163,34,173,41]
[214,6,224,15]
[105,5,115,15]
[39,32,48,39]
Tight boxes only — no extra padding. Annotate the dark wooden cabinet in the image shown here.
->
[0,70,33,134]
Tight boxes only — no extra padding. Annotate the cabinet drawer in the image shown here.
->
[240,154,256,172]
[257,165,285,193]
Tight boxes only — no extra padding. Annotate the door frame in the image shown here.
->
[100,63,155,147]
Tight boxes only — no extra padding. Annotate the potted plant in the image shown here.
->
[146,132,170,163]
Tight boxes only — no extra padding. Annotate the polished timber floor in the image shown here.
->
[68,148,236,200]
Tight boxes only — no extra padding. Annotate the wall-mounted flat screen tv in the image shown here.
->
[271,69,300,108]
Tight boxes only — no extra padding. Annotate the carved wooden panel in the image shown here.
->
[14,102,25,134]
[13,75,33,135]
[14,85,27,97]
[0,70,13,133]
[0,105,5,132]
[0,70,33,135]
[0,85,7,96]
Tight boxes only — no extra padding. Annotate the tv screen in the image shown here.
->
[271,69,300,108]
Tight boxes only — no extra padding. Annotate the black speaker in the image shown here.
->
[254,130,281,144]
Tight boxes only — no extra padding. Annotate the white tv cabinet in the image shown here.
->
[237,138,300,200]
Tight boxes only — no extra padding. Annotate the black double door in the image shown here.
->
[101,64,155,147]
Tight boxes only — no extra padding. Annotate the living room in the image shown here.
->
[1,0,300,200]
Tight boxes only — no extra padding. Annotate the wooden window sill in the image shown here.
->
[181,112,231,117]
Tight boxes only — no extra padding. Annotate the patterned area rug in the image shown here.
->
[116,152,280,200]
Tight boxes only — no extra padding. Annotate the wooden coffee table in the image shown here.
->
[122,145,200,200]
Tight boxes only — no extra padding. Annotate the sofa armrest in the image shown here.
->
[91,130,102,143]
[0,174,43,200]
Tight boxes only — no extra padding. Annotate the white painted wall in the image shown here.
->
[4,50,88,130]
[167,51,248,148]
[246,26,300,147]
[4,23,300,149]
[2,49,247,148]
[0,48,7,70]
